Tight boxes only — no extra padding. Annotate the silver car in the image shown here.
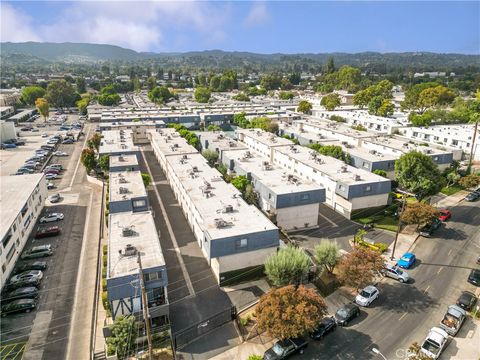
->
[9,270,43,284]
[40,213,64,223]
[382,264,410,283]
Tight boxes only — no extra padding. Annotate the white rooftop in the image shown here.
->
[108,211,165,278]
[109,154,139,168]
[364,135,452,157]
[292,118,377,139]
[166,153,277,240]
[196,131,248,152]
[99,129,138,155]
[236,128,296,147]
[1,174,44,236]
[109,170,146,203]
[148,128,198,157]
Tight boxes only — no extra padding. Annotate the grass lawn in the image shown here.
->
[356,214,399,232]
[440,184,464,196]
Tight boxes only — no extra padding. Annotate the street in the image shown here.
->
[294,200,480,360]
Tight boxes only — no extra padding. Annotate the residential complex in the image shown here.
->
[0,174,47,289]
[98,129,139,156]
[108,169,149,214]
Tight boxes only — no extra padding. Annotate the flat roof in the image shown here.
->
[363,135,452,156]
[401,124,479,139]
[313,110,408,126]
[292,118,377,139]
[148,128,198,157]
[99,129,138,155]
[236,128,295,148]
[166,153,277,240]
[108,211,165,278]
[223,149,320,195]
[109,170,146,203]
[1,174,44,236]
[100,120,165,128]
[196,131,248,152]
[109,154,139,168]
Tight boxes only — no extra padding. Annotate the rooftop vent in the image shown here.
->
[369,150,377,155]
[214,218,234,228]
[123,243,138,256]
[119,187,129,194]
[122,227,136,237]
[192,166,199,172]
[353,174,361,181]
[340,165,348,173]
[262,161,272,170]
[118,177,128,184]
[119,156,125,162]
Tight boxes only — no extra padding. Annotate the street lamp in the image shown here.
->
[372,347,387,360]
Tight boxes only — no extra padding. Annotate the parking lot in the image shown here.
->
[1,119,89,360]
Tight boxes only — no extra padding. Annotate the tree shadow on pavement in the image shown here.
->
[374,282,438,314]
[437,226,467,241]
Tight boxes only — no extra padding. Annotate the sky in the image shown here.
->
[1,1,479,54]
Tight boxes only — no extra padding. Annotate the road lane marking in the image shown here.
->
[437,266,444,274]
[424,285,431,294]
[319,212,338,227]
[448,249,453,256]
[399,312,408,321]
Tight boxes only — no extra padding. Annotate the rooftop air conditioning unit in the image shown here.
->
[119,178,127,184]
[123,243,137,256]
[122,227,135,237]
[340,165,348,173]
[119,187,129,194]
[119,156,125,162]
[192,166,199,172]
[353,174,361,181]
[224,205,234,213]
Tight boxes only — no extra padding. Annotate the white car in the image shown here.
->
[420,327,449,359]
[53,151,68,157]
[9,270,43,284]
[355,285,379,307]
[42,133,48,138]
[45,173,58,180]
[47,182,55,190]
[40,213,64,223]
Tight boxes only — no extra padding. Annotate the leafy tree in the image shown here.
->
[35,98,49,121]
[98,85,121,106]
[289,73,301,85]
[209,75,221,91]
[375,99,395,117]
[207,124,221,131]
[194,86,211,103]
[458,174,480,189]
[105,315,138,360]
[401,82,439,112]
[264,246,310,287]
[337,66,361,92]
[46,80,78,109]
[314,240,340,273]
[401,202,439,229]
[98,155,110,172]
[233,112,250,128]
[232,92,250,102]
[354,80,393,111]
[309,144,350,163]
[260,73,282,90]
[297,100,312,114]
[250,116,279,133]
[244,184,259,206]
[81,148,97,174]
[279,91,294,100]
[145,76,157,91]
[21,86,46,105]
[247,86,267,96]
[323,57,335,74]
[76,77,86,94]
[395,151,442,198]
[321,93,341,111]
[256,285,327,340]
[445,172,461,188]
[89,133,102,152]
[231,175,249,193]
[337,247,384,290]
[76,95,90,115]
[147,86,173,104]
[141,173,151,187]
[202,149,219,167]
[418,85,455,112]
[373,169,388,178]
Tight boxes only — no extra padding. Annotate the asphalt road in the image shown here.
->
[293,200,480,360]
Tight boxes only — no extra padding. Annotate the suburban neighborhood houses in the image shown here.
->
[1,2,480,360]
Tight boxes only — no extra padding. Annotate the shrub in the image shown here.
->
[247,355,263,360]
[102,266,107,279]
[329,115,346,123]
[102,291,109,310]
[239,315,251,327]
[103,254,108,267]
[103,244,108,255]
[375,243,389,253]
[102,278,107,291]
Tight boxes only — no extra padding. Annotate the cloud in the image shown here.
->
[0,3,41,42]
[243,2,270,28]
[1,1,232,52]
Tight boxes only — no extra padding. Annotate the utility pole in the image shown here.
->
[138,253,153,360]
[391,193,407,261]
[468,119,478,172]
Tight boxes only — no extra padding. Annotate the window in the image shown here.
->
[365,186,371,192]
[144,271,162,282]
[2,231,12,248]
[133,199,147,208]
[362,162,369,169]
[6,244,16,263]
[301,194,310,201]
[236,238,248,249]
[338,185,345,191]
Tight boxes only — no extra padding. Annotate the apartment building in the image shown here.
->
[98,129,139,156]
[1,174,47,289]
[236,129,391,218]
[148,130,279,284]
[222,148,325,229]
[109,170,149,214]
[399,124,480,161]
[196,131,248,163]
[109,154,140,172]
[99,121,166,144]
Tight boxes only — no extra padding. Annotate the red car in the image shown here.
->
[438,209,452,221]
[35,226,61,239]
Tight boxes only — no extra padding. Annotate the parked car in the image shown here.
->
[439,305,466,336]
[2,287,39,303]
[1,299,38,317]
[3,277,40,292]
[45,173,58,180]
[62,139,74,144]
[40,213,64,223]
[41,145,55,151]
[47,164,63,170]
[355,285,379,307]
[53,151,68,156]
[419,218,442,237]
[17,167,35,174]
[35,226,61,239]
[465,191,480,202]
[9,270,43,284]
[335,303,360,326]
[420,327,449,359]
[31,128,39,132]
[47,182,55,190]
[20,127,32,131]
[396,253,416,269]
[438,210,452,221]
[14,261,47,274]
[381,264,410,283]
[48,194,61,203]
[21,245,53,260]
[263,338,308,360]
[456,291,477,311]
[44,169,61,176]
[310,317,337,340]
[467,269,480,286]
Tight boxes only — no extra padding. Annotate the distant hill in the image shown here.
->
[1,42,479,70]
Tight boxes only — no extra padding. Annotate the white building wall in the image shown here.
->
[1,176,47,289]
[350,193,390,211]
[0,121,16,142]
[275,203,319,230]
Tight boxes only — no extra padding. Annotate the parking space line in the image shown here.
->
[424,285,431,294]
[437,266,444,274]
[448,249,453,256]
[398,312,408,321]
[319,212,338,227]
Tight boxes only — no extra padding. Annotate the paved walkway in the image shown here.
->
[209,332,275,360]
[431,190,469,208]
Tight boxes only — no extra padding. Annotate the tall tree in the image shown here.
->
[148,86,173,104]
[46,80,78,109]
[35,97,49,121]
[76,77,87,94]
[264,246,310,287]
[395,151,442,198]
[314,240,340,274]
[231,175,249,193]
[297,100,312,114]
[81,148,97,174]
[323,57,335,74]
[401,202,439,229]
[257,285,327,340]
[105,315,138,359]
[194,86,211,103]
[98,155,110,172]
[21,86,46,106]
[320,93,341,111]
[337,247,384,290]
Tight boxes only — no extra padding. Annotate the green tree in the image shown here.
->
[401,202,439,229]
[279,91,294,100]
[337,66,361,92]
[35,98,49,121]
[310,144,350,163]
[145,76,157,91]
[232,92,250,102]
[231,175,249,193]
[194,86,211,103]
[314,240,340,273]
[323,57,335,74]
[89,133,102,152]
[458,174,480,189]
[337,247,384,290]
[401,82,439,112]
[98,155,110,172]
[260,73,282,90]
[76,95,90,115]
[148,86,173,104]
[81,148,97,174]
[244,184,259,206]
[105,315,137,360]
[250,116,279,133]
[264,246,310,287]
[395,151,443,198]
[418,85,455,112]
[141,173,151,187]
[46,80,78,109]
[256,285,327,340]
[233,112,250,128]
[321,93,341,111]
[76,77,86,94]
[21,86,46,105]
[202,149,219,167]
[207,124,222,131]
[297,100,312,114]
[372,169,388,178]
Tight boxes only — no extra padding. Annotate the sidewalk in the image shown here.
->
[209,333,275,360]
[431,190,469,208]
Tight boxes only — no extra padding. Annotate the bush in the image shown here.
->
[102,266,107,279]
[102,278,107,291]
[102,291,109,310]
[103,254,108,267]
[239,315,251,327]
[247,355,263,360]
[103,244,108,255]
[329,115,346,123]
[375,243,389,253]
